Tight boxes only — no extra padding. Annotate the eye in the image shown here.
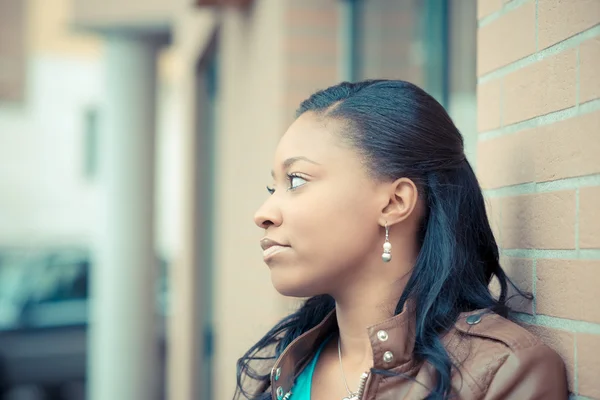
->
[288,173,307,190]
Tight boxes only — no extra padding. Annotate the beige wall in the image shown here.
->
[167,1,300,399]
[477,0,600,398]
[213,3,289,398]
[283,0,339,125]
[210,2,349,397]
[172,2,345,398]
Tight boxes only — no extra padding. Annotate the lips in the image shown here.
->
[260,238,289,251]
[262,245,290,260]
[260,238,290,260]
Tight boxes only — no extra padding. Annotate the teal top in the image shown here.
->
[290,336,331,399]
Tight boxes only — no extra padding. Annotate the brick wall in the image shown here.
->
[477,0,600,398]
[281,0,426,126]
[283,0,339,127]
[355,0,423,85]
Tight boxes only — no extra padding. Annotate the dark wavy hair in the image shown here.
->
[235,80,526,399]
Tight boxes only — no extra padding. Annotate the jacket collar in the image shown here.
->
[269,300,417,399]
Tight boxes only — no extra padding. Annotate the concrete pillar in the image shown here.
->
[88,34,160,400]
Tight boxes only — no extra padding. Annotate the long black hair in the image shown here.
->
[236,80,524,399]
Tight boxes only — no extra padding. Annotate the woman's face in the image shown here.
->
[254,112,388,298]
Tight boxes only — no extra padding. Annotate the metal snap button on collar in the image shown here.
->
[377,330,389,342]
[383,351,394,363]
[466,314,482,325]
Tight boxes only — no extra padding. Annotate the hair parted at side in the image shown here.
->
[235,79,528,400]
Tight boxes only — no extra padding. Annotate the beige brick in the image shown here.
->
[479,111,600,188]
[477,129,535,189]
[287,64,337,89]
[503,49,577,125]
[538,0,600,50]
[286,7,337,28]
[580,186,600,249]
[286,36,337,54]
[477,79,502,132]
[501,191,576,249]
[524,324,575,391]
[477,0,503,19]
[477,1,536,76]
[536,259,600,324]
[499,257,533,314]
[580,36,600,104]
[485,196,502,244]
[577,333,600,398]
[288,0,337,6]
[533,111,600,182]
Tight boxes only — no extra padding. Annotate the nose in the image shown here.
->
[254,197,282,230]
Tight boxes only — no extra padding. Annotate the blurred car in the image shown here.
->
[0,249,167,400]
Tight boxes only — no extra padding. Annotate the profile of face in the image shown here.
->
[254,112,416,298]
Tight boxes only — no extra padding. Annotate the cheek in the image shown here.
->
[288,184,379,267]
[269,182,380,297]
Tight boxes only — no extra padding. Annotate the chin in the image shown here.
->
[269,267,323,298]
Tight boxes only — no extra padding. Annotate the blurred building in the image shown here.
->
[0,0,598,400]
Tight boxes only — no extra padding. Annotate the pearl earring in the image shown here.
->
[382,222,392,262]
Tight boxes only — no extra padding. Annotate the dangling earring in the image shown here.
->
[382,222,392,262]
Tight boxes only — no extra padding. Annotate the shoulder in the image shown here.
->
[444,310,567,398]
[452,310,540,351]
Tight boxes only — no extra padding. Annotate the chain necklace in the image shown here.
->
[337,336,359,400]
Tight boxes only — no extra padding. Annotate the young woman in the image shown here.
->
[236,80,568,400]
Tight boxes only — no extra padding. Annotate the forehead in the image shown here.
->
[275,112,353,166]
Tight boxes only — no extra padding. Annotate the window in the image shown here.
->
[340,0,478,165]
[83,108,99,180]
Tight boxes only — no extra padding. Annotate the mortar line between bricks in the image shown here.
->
[515,313,600,334]
[483,174,600,197]
[478,0,533,28]
[478,98,600,141]
[502,249,600,259]
[477,24,600,84]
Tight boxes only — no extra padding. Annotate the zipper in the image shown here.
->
[356,371,370,399]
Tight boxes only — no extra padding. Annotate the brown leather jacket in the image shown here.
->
[267,306,568,399]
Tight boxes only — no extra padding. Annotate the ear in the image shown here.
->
[379,178,419,226]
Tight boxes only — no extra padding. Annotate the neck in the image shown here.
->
[332,245,416,368]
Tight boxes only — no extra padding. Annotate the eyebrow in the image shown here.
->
[271,156,320,177]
